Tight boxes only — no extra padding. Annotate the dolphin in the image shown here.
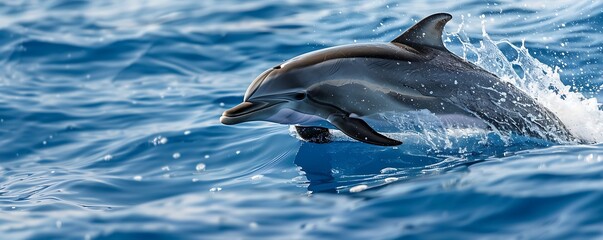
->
[220,13,575,146]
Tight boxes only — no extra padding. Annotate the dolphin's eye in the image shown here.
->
[294,92,306,100]
[273,65,281,69]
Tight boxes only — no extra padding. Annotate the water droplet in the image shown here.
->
[380,167,397,174]
[152,136,168,145]
[235,150,241,155]
[184,130,191,135]
[209,187,222,192]
[251,175,264,181]
[349,185,368,193]
[204,155,210,159]
[172,152,181,159]
[249,222,259,229]
[584,154,595,163]
[161,166,170,171]
[384,177,399,183]
[133,176,143,181]
[196,163,206,171]
[103,154,113,161]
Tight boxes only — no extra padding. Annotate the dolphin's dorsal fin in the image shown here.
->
[391,13,452,50]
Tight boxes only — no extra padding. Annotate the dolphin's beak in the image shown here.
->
[220,100,285,125]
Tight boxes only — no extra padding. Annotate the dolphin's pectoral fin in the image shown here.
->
[295,126,332,144]
[392,13,452,50]
[327,114,402,146]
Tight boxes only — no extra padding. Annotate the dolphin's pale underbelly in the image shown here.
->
[266,108,324,124]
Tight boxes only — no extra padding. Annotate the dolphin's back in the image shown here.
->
[282,43,426,70]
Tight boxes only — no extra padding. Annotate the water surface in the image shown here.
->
[1,0,602,239]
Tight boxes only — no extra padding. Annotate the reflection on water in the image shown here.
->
[293,132,547,193]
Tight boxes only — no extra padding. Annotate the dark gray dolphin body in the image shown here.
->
[220,13,575,146]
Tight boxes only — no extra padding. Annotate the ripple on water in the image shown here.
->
[0,0,602,239]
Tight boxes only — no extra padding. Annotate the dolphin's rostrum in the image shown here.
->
[221,13,575,146]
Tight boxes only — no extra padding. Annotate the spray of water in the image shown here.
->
[451,16,603,143]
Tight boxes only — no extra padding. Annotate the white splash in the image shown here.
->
[452,19,603,143]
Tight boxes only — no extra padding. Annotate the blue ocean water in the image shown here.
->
[1,0,602,239]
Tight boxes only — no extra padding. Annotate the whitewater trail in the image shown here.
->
[452,16,603,144]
